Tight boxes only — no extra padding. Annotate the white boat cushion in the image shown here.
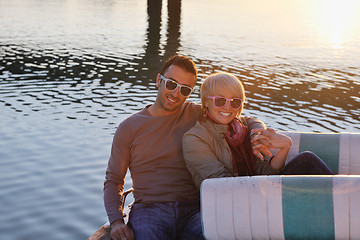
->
[201,175,360,240]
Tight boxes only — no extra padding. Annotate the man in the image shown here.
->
[104,55,267,240]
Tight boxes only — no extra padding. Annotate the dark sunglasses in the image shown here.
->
[160,75,193,97]
[208,96,243,109]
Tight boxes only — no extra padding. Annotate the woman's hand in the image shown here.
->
[250,128,292,160]
[255,128,291,148]
[253,128,292,170]
[250,128,275,160]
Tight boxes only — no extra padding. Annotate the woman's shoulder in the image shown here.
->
[184,119,226,140]
[184,121,208,137]
[182,121,217,152]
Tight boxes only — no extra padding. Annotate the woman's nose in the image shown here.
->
[224,101,232,109]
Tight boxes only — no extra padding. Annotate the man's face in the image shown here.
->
[156,65,196,115]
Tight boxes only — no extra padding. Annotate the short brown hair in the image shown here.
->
[160,55,198,79]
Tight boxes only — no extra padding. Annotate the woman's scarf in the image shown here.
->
[206,110,255,176]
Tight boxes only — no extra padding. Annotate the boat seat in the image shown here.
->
[280,132,360,174]
[201,175,360,240]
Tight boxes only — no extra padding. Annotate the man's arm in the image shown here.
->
[104,121,135,239]
[243,116,266,131]
[103,122,131,225]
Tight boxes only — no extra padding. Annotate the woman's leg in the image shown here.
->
[281,151,334,175]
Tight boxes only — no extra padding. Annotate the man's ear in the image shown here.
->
[156,74,161,87]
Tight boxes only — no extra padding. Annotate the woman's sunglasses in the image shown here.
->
[160,75,193,97]
[208,96,243,109]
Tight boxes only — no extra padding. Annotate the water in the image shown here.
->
[1,0,359,239]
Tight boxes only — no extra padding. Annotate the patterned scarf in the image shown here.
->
[206,110,255,176]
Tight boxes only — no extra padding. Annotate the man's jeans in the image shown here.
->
[281,151,334,175]
[128,200,204,240]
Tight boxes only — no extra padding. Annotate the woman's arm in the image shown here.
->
[182,130,232,190]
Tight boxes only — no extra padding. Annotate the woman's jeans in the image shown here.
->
[281,151,334,175]
[128,200,204,240]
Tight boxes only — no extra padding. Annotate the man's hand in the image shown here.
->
[110,219,134,240]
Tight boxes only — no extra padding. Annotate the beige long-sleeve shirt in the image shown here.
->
[183,118,279,190]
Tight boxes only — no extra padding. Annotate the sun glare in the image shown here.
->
[314,0,360,48]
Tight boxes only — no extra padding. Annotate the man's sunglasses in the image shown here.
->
[208,96,243,109]
[160,75,193,97]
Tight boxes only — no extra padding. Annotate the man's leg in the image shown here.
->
[177,201,205,240]
[281,151,334,175]
[128,202,176,240]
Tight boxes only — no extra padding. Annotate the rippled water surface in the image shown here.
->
[1,0,360,239]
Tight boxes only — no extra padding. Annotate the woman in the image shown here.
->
[182,72,333,190]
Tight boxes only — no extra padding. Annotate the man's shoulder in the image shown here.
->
[117,108,148,127]
[119,103,201,128]
[182,101,201,113]
[113,108,150,140]
[127,107,149,119]
[178,102,200,121]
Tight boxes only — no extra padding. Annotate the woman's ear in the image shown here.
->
[204,99,209,108]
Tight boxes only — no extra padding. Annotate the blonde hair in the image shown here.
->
[200,72,246,116]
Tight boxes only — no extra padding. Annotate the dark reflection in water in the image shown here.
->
[1,0,360,239]
[3,45,358,131]
[99,0,182,86]
[0,0,185,120]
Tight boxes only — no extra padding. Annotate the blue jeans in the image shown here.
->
[281,151,334,175]
[128,200,204,240]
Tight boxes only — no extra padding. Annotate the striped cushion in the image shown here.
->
[201,176,360,240]
[281,132,360,174]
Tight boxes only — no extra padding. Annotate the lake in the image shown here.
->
[0,0,359,239]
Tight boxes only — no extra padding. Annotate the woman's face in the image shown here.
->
[205,87,243,125]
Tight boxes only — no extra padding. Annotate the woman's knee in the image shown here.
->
[297,151,333,174]
[297,151,319,162]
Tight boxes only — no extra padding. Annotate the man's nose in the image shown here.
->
[171,86,181,97]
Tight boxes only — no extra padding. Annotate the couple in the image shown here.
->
[104,55,333,240]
